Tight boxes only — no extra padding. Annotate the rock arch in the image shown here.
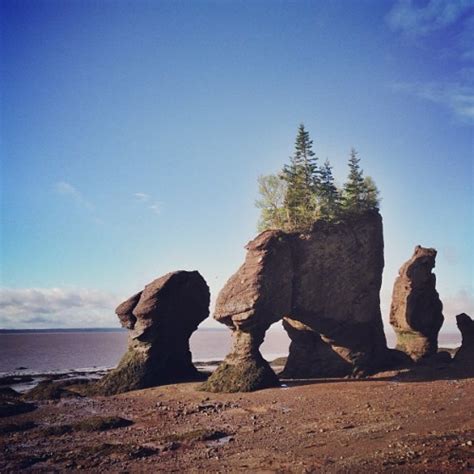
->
[202,210,404,392]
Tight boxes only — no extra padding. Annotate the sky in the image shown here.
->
[1,0,473,336]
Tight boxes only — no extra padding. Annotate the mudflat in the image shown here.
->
[1,370,473,472]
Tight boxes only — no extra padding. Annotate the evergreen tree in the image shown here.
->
[281,124,319,230]
[342,148,366,213]
[318,159,341,220]
[255,127,381,233]
[342,148,381,213]
[362,176,380,210]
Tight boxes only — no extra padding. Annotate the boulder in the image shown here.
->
[389,246,444,361]
[203,210,400,392]
[453,313,474,373]
[97,271,210,395]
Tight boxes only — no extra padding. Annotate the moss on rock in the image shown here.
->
[200,359,280,393]
[24,379,87,401]
[163,428,229,443]
[41,416,133,436]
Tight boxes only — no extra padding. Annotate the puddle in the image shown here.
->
[207,435,234,446]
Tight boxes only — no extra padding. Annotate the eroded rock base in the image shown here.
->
[95,271,210,395]
[202,330,280,392]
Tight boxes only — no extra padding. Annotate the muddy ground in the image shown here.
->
[1,368,473,473]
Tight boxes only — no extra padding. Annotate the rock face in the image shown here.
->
[390,246,444,361]
[453,313,474,373]
[97,271,209,395]
[202,231,291,392]
[203,210,400,392]
[280,318,352,378]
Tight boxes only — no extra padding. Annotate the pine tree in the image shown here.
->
[342,148,366,213]
[281,124,319,230]
[318,159,341,220]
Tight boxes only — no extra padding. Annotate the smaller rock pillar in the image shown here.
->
[390,246,444,360]
[96,271,210,395]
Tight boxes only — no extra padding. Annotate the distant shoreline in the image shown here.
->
[0,327,228,334]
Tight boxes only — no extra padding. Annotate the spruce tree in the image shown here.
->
[342,148,366,213]
[318,159,341,220]
[282,124,319,230]
[256,128,381,233]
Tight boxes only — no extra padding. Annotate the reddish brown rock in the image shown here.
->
[202,231,291,392]
[280,318,352,378]
[97,271,210,395]
[453,313,474,373]
[389,246,444,361]
[203,211,402,392]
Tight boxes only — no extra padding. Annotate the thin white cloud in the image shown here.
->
[133,192,162,216]
[0,288,119,329]
[387,0,474,37]
[391,80,474,122]
[149,203,161,215]
[134,192,150,202]
[387,2,474,124]
[55,181,94,211]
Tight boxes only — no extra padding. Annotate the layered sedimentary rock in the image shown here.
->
[390,246,444,361]
[202,231,291,392]
[97,271,209,395]
[453,313,474,373]
[203,210,401,392]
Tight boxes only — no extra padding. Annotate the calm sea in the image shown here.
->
[0,328,461,376]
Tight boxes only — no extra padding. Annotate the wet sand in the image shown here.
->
[1,366,473,472]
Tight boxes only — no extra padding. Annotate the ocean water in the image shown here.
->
[0,328,288,375]
[0,328,461,376]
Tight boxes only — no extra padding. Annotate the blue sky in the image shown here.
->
[1,0,473,335]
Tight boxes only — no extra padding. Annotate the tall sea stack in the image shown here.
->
[97,271,210,395]
[203,210,402,392]
[389,246,444,361]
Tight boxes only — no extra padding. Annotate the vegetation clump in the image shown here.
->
[24,379,89,401]
[0,421,37,434]
[200,360,279,393]
[256,124,380,232]
[41,415,133,436]
[73,415,133,432]
[0,398,37,417]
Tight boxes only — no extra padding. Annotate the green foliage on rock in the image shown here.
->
[341,148,380,213]
[256,125,380,232]
[318,158,342,220]
[255,174,287,232]
[281,124,320,230]
[200,359,280,393]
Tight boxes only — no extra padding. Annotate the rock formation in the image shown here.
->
[280,318,352,378]
[97,271,209,395]
[203,210,403,392]
[453,313,474,373]
[389,246,444,361]
[202,231,291,392]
